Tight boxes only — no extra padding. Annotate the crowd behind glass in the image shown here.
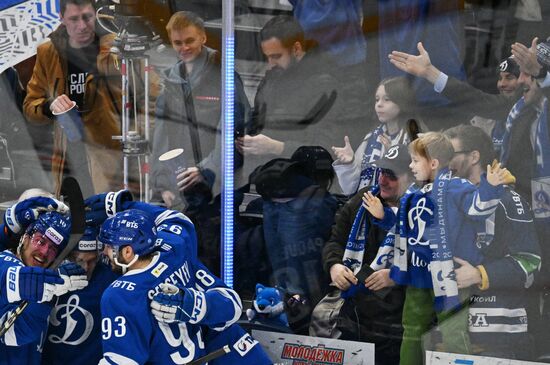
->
[2,0,550,363]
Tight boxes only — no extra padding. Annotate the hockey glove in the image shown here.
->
[5,266,64,303]
[54,262,89,297]
[84,190,133,226]
[4,197,69,235]
[150,283,206,324]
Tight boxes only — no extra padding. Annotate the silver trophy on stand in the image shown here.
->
[96,0,164,202]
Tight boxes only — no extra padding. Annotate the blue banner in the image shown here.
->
[0,0,27,10]
[0,0,60,73]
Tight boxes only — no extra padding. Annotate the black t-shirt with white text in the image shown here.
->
[64,40,99,197]
[66,41,98,111]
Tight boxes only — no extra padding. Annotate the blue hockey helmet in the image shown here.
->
[26,211,72,255]
[76,225,102,252]
[98,209,157,256]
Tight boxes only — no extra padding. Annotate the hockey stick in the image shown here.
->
[0,177,85,337]
[186,345,231,365]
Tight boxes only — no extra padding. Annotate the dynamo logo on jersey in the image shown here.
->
[49,294,94,345]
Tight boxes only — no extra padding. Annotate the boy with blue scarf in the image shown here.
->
[364,132,514,365]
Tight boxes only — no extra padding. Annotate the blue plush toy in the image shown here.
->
[246,283,289,328]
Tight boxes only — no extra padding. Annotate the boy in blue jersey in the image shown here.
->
[363,132,514,364]
[42,224,119,365]
[0,206,88,365]
[86,193,271,365]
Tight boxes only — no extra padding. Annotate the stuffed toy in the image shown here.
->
[246,283,289,328]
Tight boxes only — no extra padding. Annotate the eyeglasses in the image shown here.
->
[454,150,472,155]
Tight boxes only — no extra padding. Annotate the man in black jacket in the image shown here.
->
[237,15,341,181]
[319,144,414,365]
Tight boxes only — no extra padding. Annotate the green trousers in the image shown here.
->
[399,287,471,365]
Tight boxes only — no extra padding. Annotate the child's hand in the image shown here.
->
[332,136,354,164]
[362,191,384,219]
[491,159,516,185]
[487,161,515,186]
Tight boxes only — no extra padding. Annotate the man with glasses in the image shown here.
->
[316,145,414,365]
[0,197,88,364]
[444,124,541,360]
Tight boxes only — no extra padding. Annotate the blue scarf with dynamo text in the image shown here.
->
[393,168,460,311]
[341,186,397,298]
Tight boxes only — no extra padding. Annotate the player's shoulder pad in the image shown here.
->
[155,210,194,228]
[499,188,533,222]
[101,280,146,316]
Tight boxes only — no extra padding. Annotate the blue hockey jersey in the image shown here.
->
[98,208,264,365]
[0,250,52,365]
[1,334,43,365]
[42,261,118,365]
[468,188,541,356]
[387,174,503,290]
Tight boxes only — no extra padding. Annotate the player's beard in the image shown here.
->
[110,255,127,275]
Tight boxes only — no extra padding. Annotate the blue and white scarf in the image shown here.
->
[341,186,397,298]
[359,124,409,189]
[392,169,460,311]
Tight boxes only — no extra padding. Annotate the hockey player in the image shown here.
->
[444,124,541,360]
[0,194,69,250]
[87,193,271,364]
[42,224,119,365]
[0,210,88,365]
